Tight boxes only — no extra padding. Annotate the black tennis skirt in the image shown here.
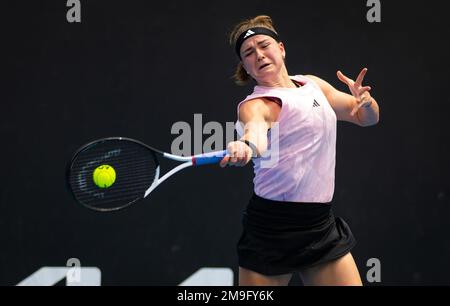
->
[237,193,357,276]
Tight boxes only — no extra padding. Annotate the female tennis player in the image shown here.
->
[219,15,379,286]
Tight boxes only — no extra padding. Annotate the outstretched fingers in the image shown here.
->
[337,70,352,86]
[355,68,368,86]
[359,86,371,95]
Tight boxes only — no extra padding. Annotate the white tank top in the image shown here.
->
[235,75,337,203]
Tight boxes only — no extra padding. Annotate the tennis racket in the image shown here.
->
[66,137,227,212]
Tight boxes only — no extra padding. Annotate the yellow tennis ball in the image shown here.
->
[93,164,116,188]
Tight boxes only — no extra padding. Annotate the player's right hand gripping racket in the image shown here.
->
[66,137,227,212]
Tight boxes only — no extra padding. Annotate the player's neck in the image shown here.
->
[257,70,296,88]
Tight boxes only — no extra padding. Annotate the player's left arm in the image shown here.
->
[306,68,379,127]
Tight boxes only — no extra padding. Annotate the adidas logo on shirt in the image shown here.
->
[313,99,320,107]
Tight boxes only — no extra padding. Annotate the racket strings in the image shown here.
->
[68,139,158,211]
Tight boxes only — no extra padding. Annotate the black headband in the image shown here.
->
[235,27,280,58]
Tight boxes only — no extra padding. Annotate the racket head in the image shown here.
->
[66,137,160,212]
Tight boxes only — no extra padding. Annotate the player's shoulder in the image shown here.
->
[303,74,334,94]
[239,96,280,112]
[238,97,274,121]
[304,74,323,83]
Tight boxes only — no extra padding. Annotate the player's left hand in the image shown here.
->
[337,67,373,116]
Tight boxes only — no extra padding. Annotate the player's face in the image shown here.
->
[240,35,286,83]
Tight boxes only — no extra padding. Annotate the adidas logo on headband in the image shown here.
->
[243,30,255,39]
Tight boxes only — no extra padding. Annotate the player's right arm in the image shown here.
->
[220,98,272,167]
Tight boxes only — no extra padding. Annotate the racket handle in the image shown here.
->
[192,150,227,166]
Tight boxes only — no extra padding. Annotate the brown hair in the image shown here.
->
[229,15,278,86]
